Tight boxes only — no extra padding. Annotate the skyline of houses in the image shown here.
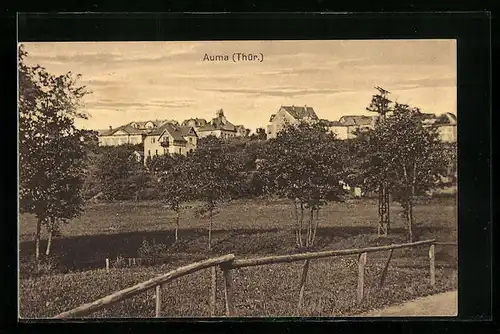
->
[96,104,457,162]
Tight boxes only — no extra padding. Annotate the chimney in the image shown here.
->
[292,104,295,110]
[109,126,112,131]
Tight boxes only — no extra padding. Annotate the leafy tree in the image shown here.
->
[18,45,91,261]
[251,127,268,141]
[369,103,448,242]
[365,86,393,236]
[146,154,177,174]
[157,155,192,241]
[187,140,243,250]
[95,146,148,201]
[259,122,347,248]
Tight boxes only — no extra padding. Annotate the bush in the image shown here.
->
[137,238,168,259]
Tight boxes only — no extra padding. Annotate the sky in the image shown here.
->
[21,40,457,133]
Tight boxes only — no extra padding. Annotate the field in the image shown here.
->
[18,197,458,318]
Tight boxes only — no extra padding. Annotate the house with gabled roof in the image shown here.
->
[328,115,377,140]
[143,123,198,164]
[97,119,179,147]
[266,105,319,139]
[183,109,248,139]
[97,124,150,146]
[421,112,457,143]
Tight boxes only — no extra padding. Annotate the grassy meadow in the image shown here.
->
[18,196,458,318]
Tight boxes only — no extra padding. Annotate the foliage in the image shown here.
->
[157,154,192,241]
[146,154,176,173]
[94,146,150,201]
[137,238,168,259]
[18,44,91,260]
[364,86,393,236]
[365,103,448,241]
[187,138,244,250]
[259,121,347,248]
[250,127,267,140]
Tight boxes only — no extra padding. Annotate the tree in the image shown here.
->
[95,146,148,201]
[259,122,347,248]
[158,155,192,241]
[370,103,448,242]
[366,86,393,236]
[146,154,176,174]
[18,45,91,262]
[250,127,267,141]
[187,140,243,250]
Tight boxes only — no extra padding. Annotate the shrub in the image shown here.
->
[137,238,168,259]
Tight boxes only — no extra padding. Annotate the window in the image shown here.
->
[179,148,182,154]
[151,137,156,143]
[155,150,158,156]
[189,137,193,144]
[148,150,151,156]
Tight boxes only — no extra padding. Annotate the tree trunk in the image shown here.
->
[386,187,391,233]
[311,208,320,246]
[407,200,413,242]
[293,200,300,247]
[402,164,412,242]
[408,161,417,242]
[35,218,41,266]
[307,207,314,247]
[45,229,53,256]
[299,202,304,247]
[208,209,213,251]
[175,210,180,242]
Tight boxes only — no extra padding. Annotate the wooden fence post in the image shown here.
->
[429,244,436,286]
[221,265,235,317]
[357,252,367,304]
[210,266,217,317]
[155,285,162,317]
[378,249,394,289]
[297,259,310,314]
[105,258,109,273]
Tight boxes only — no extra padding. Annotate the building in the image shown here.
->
[266,105,319,139]
[182,109,248,139]
[421,112,457,143]
[97,119,178,146]
[143,123,198,163]
[328,115,376,140]
[326,112,456,142]
[235,125,251,137]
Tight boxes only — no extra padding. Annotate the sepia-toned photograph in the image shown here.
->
[18,40,457,319]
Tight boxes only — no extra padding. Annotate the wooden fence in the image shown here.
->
[53,239,452,319]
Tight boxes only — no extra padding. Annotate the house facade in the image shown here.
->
[143,123,198,163]
[183,109,247,139]
[97,119,178,146]
[421,112,457,143]
[266,105,319,139]
[328,115,376,140]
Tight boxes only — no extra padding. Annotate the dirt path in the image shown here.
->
[359,290,458,317]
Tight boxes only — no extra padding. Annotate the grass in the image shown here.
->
[18,196,457,318]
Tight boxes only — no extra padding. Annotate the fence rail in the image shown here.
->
[53,254,235,319]
[53,239,443,319]
[229,239,435,269]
